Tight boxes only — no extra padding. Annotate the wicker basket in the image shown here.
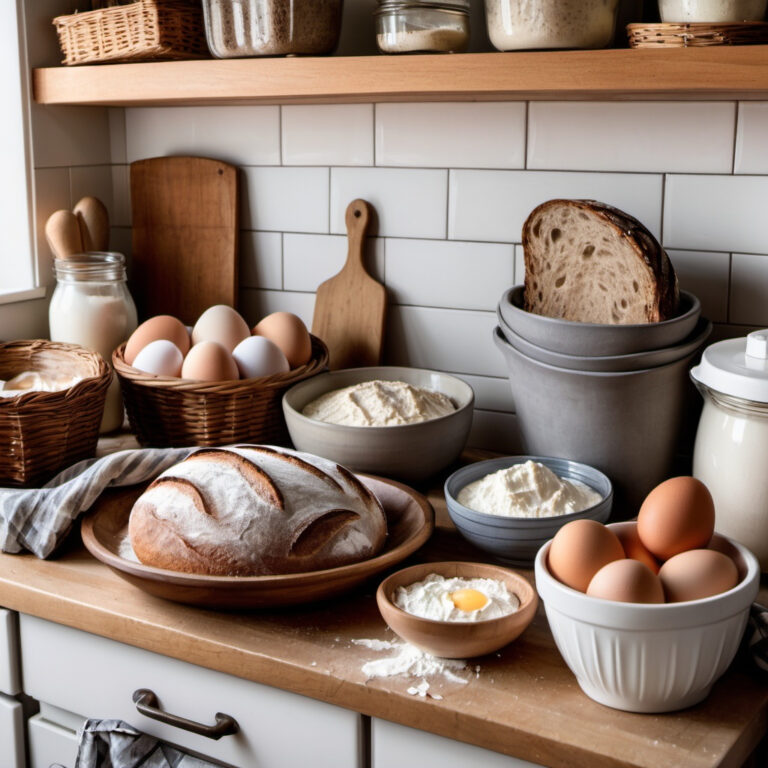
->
[627,22,768,48]
[0,341,111,487]
[113,336,329,447]
[53,0,208,66]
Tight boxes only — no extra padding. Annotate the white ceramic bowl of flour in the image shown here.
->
[283,367,474,481]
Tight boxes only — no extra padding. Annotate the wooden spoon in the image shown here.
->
[45,209,83,259]
[73,196,109,251]
[312,199,387,370]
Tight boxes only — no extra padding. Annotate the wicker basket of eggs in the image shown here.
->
[113,305,328,447]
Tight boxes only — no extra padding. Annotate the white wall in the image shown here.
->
[107,99,767,450]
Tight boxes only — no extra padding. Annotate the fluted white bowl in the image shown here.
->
[535,523,759,713]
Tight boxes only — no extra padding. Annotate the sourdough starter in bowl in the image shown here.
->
[484,0,619,50]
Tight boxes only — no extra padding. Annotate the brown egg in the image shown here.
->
[548,519,625,593]
[253,312,312,368]
[659,549,739,602]
[124,315,190,365]
[181,341,239,382]
[192,305,250,352]
[587,559,665,604]
[614,523,660,574]
[637,477,715,561]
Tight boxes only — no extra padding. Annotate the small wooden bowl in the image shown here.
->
[376,561,538,659]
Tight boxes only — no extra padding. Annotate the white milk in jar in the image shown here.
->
[49,253,137,433]
[691,330,768,570]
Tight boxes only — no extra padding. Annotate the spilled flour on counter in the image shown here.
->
[352,638,472,699]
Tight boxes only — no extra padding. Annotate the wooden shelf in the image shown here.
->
[33,46,768,106]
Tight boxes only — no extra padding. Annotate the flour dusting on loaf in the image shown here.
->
[522,199,679,324]
[128,445,387,576]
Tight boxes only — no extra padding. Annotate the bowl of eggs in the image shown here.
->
[444,456,613,567]
[535,477,760,713]
[113,305,328,447]
[376,561,538,658]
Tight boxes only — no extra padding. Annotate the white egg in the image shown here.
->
[232,335,289,379]
[132,339,184,377]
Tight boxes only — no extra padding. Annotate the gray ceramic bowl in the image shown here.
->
[283,367,474,481]
[497,313,712,373]
[445,456,612,567]
[498,286,701,356]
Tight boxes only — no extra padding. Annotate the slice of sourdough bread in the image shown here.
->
[522,199,679,324]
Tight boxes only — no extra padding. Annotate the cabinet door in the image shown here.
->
[21,614,363,768]
[0,609,20,695]
[371,718,545,768]
[0,692,25,768]
[28,714,79,768]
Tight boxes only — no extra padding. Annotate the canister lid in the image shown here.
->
[376,0,470,10]
[690,329,768,403]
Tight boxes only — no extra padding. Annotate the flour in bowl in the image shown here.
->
[302,380,456,427]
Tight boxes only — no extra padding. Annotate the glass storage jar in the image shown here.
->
[49,253,138,434]
[691,330,768,571]
[202,0,344,57]
[484,0,619,51]
[658,0,767,22]
[375,0,470,54]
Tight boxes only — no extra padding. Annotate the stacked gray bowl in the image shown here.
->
[495,286,711,517]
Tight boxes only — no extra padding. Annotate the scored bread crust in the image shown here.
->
[522,199,679,324]
[128,445,387,576]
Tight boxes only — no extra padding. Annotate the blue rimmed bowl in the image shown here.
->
[445,456,613,567]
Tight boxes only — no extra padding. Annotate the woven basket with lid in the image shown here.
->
[113,335,329,447]
[0,341,111,487]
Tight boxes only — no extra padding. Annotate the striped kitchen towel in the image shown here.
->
[0,447,193,559]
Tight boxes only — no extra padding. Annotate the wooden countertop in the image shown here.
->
[0,440,766,768]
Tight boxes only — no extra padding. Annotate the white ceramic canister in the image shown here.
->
[49,253,138,433]
[658,0,767,22]
[691,329,768,570]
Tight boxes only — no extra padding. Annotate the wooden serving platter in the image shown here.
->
[81,474,434,609]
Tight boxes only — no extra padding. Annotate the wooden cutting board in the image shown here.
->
[312,199,387,370]
[130,156,238,324]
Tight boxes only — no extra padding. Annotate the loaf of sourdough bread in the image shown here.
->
[128,445,387,576]
[522,199,679,324]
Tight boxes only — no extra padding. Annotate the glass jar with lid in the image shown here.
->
[49,253,138,434]
[375,0,470,54]
[691,330,768,571]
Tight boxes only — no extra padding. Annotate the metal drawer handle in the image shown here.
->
[132,688,239,740]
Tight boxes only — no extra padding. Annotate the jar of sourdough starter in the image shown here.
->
[375,0,470,53]
[691,330,768,571]
[49,253,138,433]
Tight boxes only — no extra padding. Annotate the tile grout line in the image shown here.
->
[731,101,739,175]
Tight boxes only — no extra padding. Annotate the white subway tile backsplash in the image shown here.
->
[450,373,515,413]
[31,106,111,168]
[528,102,735,174]
[386,239,513,311]
[241,167,329,233]
[239,289,315,329]
[283,234,384,292]
[282,105,374,166]
[108,108,127,165]
[468,410,523,453]
[664,175,768,253]
[125,107,280,166]
[69,166,114,222]
[330,168,447,238]
[110,165,131,228]
[730,253,768,326]
[667,249,730,323]
[514,245,525,285]
[386,305,504,377]
[240,231,282,290]
[110,227,132,263]
[33,167,71,286]
[449,170,663,243]
[376,103,526,169]
[735,103,768,175]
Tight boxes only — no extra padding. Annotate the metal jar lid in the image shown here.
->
[690,329,768,404]
[375,0,470,14]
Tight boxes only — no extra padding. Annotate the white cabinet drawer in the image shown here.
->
[20,615,363,768]
[0,692,25,768]
[0,609,20,695]
[28,714,79,768]
[372,718,545,768]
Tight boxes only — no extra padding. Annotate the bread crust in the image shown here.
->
[522,199,679,324]
[128,445,387,576]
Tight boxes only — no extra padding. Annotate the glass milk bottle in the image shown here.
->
[691,330,768,570]
[49,253,138,433]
